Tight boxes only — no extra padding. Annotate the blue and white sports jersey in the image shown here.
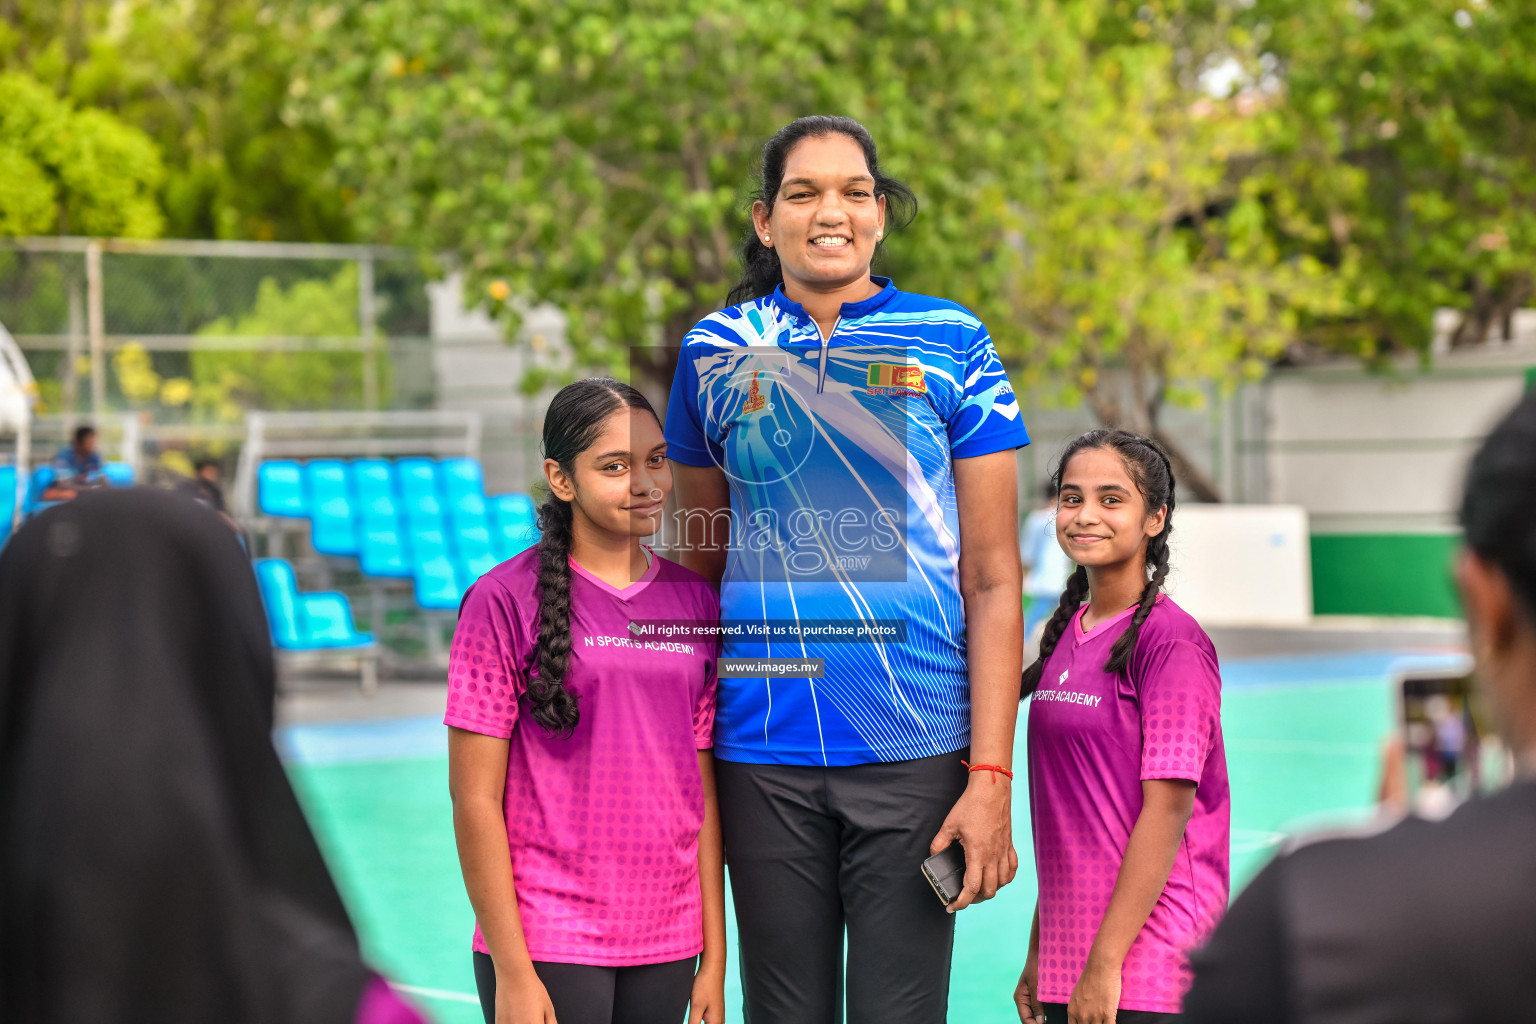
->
[665,277,1029,766]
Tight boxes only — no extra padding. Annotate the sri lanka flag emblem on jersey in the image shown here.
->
[866,362,927,396]
[741,372,767,414]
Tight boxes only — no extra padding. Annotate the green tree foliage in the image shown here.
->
[0,70,164,237]
[1246,0,1536,357]
[0,0,346,241]
[300,0,1344,496]
[192,264,381,417]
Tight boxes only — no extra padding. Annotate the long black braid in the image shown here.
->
[1020,430,1177,699]
[528,377,658,736]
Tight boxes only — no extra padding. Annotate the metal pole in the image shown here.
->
[86,240,106,416]
[358,254,378,412]
[63,268,84,416]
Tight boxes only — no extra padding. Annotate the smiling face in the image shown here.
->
[545,406,671,539]
[752,133,887,296]
[1056,447,1168,570]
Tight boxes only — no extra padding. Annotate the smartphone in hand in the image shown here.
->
[921,844,967,906]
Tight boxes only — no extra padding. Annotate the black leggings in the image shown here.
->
[472,951,696,1024]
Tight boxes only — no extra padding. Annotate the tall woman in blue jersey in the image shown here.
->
[665,116,1029,1023]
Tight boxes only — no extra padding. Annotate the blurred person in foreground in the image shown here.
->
[41,425,105,502]
[1183,388,1536,1023]
[0,488,422,1024]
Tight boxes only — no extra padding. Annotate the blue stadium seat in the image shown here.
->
[254,558,373,650]
[408,522,463,609]
[490,493,539,561]
[398,458,462,608]
[397,458,444,519]
[25,465,61,517]
[0,466,16,546]
[441,457,498,580]
[103,462,135,487]
[354,459,411,578]
[258,461,307,518]
[305,460,359,556]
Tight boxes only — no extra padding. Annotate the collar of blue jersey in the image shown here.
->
[768,275,898,325]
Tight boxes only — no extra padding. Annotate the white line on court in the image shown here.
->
[392,983,480,1005]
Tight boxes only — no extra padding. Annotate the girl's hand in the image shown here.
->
[1013,951,1045,1024]
[688,956,727,1024]
[496,966,558,1024]
[1066,959,1120,1024]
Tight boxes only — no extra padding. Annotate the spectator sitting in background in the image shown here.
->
[1182,388,1536,1023]
[41,425,105,502]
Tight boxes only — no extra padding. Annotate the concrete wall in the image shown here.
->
[1237,345,1534,616]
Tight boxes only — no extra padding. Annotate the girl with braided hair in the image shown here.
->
[1013,430,1230,1024]
[445,378,726,1024]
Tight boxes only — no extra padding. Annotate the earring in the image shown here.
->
[764,235,770,243]
[877,230,883,239]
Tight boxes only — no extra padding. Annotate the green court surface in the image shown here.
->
[284,651,1461,1023]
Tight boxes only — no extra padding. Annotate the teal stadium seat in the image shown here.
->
[398,458,462,609]
[305,460,360,556]
[103,462,135,487]
[491,493,539,561]
[254,558,373,650]
[0,466,16,545]
[258,460,307,518]
[441,457,499,581]
[354,459,411,578]
[25,466,60,517]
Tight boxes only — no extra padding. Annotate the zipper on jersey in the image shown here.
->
[816,316,841,394]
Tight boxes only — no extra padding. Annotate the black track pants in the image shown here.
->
[716,750,970,1024]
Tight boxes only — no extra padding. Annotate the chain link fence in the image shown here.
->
[0,237,436,477]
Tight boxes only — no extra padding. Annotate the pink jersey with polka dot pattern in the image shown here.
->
[444,546,719,966]
[1026,594,1229,1013]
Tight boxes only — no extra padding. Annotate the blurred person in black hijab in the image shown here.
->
[0,488,422,1023]
[1183,389,1536,1023]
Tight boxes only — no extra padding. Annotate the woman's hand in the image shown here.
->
[495,965,558,1024]
[1013,950,1045,1024]
[1066,959,1121,1024]
[688,955,727,1024]
[929,772,1017,911]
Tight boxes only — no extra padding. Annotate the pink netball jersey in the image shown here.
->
[444,546,719,966]
[1027,595,1230,1013]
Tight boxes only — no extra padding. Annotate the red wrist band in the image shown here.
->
[962,760,1014,782]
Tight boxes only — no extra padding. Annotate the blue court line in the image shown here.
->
[276,714,446,766]
[277,649,1470,767]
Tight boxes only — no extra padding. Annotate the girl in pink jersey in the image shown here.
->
[446,378,726,1024]
[1014,430,1230,1024]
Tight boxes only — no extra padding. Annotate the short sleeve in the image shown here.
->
[693,660,718,750]
[1136,638,1222,782]
[443,579,528,739]
[664,338,723,468]
[946,323,1030,459]
[692,591,720,749]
